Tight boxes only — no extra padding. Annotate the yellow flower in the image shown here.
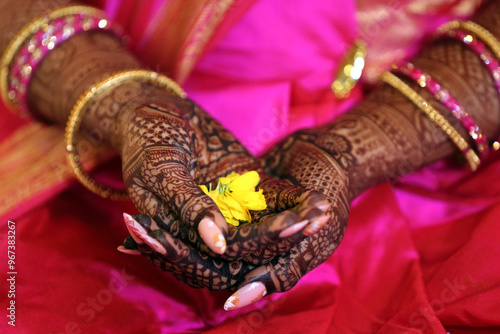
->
[200,171,267,227]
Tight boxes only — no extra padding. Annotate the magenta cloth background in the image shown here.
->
[1,0,500,333]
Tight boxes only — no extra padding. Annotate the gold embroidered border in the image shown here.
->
[0,124,111,217]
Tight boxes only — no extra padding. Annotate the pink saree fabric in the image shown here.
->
[1,0,500,333]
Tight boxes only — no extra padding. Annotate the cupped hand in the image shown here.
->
[220,128,353,310]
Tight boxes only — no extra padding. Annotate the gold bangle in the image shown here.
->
[437,20,500,61]
[0,5,104,113]
[380,71,480,171]
[65,69,187,200]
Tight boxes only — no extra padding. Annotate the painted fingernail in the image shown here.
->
[303,215,329,236]
[279,220,309,238]
[224,282,267,311]
[318,204,330,213]
[117,245,141,255]
[142,234,167,255]
[123,213,145,244]
[198,218,226,254]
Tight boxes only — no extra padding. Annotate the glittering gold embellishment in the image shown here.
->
[331,40,366,99]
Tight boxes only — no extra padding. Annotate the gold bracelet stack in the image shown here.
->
[380,72,481,171]
[438,20,500,153]
[65,69,187,200]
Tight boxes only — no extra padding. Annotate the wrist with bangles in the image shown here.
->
[0,4,187,200]
[380,20,500,171]
[0,5,125,118]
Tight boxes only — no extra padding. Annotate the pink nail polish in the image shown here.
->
[279,220,309,238]
[123,213,144,244]
[318,204,331,213]
[198,218,226,254]
[142,234,167,255]
[224,282,267,311]
[303,215,329,236]
[123,213,148,236]
[117,245,141,255]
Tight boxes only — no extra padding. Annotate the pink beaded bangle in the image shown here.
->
[442,29,500,96]
[5,7,124,118]
[392,62,489,157]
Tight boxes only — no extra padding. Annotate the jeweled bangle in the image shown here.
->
[392,62,489,156]
[438,21,500,61]
[380,71,480,171]
[0,5,124,118]
[437,21,500,151]
[441,29,500,96]
[65,69,187,200]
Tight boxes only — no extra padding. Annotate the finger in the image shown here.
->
[141,150,228,254]
[129,213,154,232]
[128,212,217,261]
[117,245,141,255]
[135,228,253,291]
[303,214,330,236]
[278,219,309,238]
[123,213,146,245]
[225,225,339,311]
[239,213,331,265]
[123,236,138,249]
[284,189,330,215]
[220,189,331,263]
[224,281,267,311]
[223,264,282,311]
[223,210,301,261]
[259,180,330,236]
[253,192,330,239]
[260,179,330,215]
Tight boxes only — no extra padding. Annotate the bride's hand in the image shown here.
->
[219,128,352,309]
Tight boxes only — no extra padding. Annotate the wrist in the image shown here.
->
[28,31,140,126]
[335,90,454,200]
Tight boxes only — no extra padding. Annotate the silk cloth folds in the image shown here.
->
[1,0,499,333]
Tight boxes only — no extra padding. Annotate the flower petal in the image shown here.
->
[219,172,240,185]
[225,217,240,227]
[229,171,260,192]
[231,189,267,211]
[219,193,251,222]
